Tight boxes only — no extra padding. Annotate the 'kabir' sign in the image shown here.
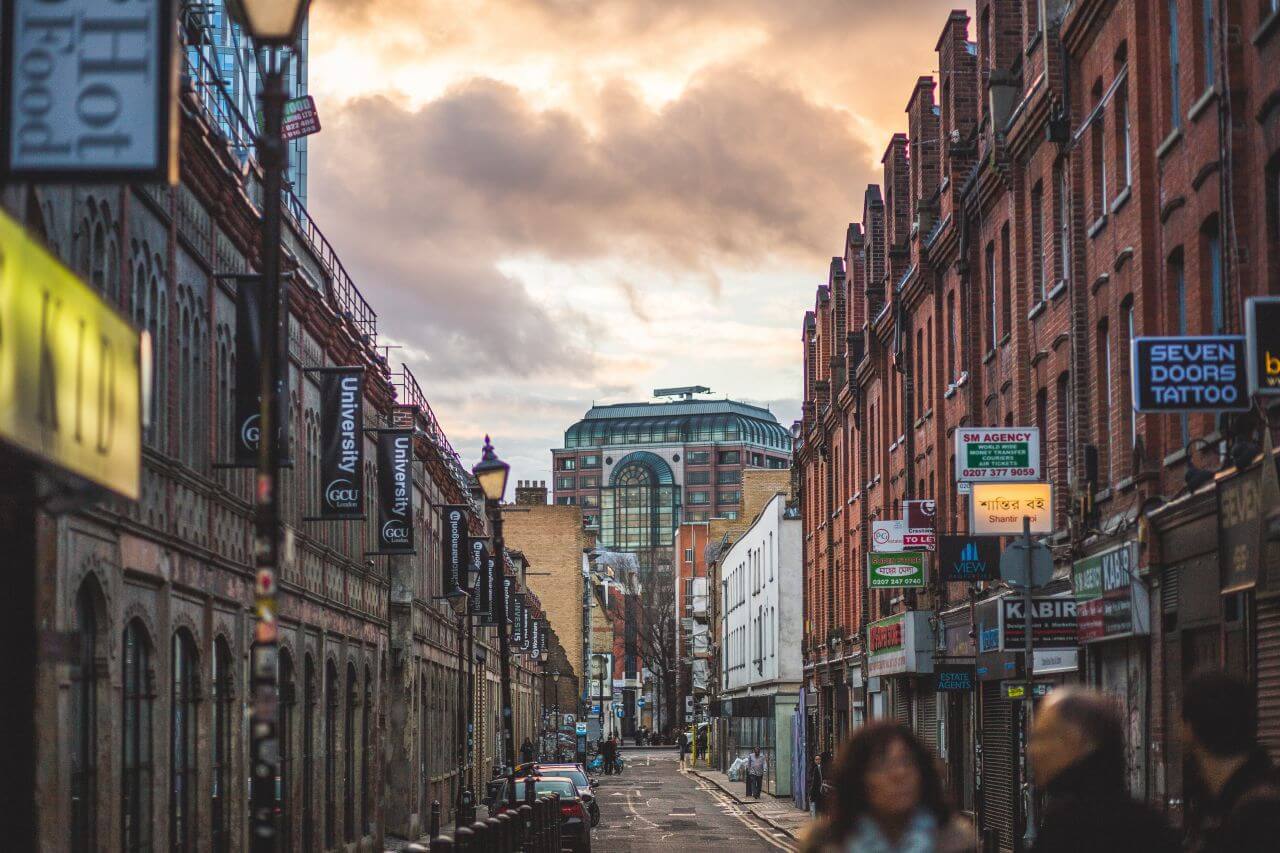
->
[1246,297,1280,396]
[954,428,1041,482]
[1131,336,1249,412]
[3,0,179,182]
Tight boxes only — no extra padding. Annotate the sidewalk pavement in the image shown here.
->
[685,766,813,840]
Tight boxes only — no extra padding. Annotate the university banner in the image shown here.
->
[468,538,490,617]
[531,618,543,658]
[440,505,468,597]
[478,548,498,625]
[521,599,532,651]
[374,429,414,554]
[503,574,514,625]
[317,368,364,518]
[232,277,264,466]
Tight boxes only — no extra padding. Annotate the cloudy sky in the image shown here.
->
[306,0,973,487]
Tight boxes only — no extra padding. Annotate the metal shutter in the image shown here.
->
[980,682,1016,852]
[893,679,912,725]
[918,689,939,754]
[1258,597,1280,764]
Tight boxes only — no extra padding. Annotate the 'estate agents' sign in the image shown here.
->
[868,551,927,588]
[955,428,1041,482]
[3,0,179,182]
[1130,336,1250,412]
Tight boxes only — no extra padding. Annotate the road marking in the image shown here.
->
[690,776,799,852]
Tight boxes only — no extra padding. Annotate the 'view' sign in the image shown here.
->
[1130,336,1250,412]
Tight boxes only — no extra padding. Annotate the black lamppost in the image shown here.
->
[226,2,309,850]
[473,437,514,808]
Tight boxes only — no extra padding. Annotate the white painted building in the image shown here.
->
[719,492,803,795]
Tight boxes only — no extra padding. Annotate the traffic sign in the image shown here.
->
[615,707,624,718]
[637,697,646,706]
[1000,540,1054,588]
[575,722,588,735]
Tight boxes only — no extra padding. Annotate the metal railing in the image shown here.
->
[394,364,475,497]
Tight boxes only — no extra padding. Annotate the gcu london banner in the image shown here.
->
[478,551,499,626]
[233,278,263,466]
[468,538,489,616]
[375,430,414,554]
[441,506,468,598]
[318,369,364,518]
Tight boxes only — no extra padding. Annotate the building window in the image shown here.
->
[1168,0,1182,129]
[1121,299,1138,460]
[1201,0,1215,90]
[717,470,741,485]
[1115,72,1132,192]
[580,454,601,468]
[211,638,233,853]
[1056,372,1073,526]
[345,665,357,842]
[688,491,710,505]
[985,241,997,348]
[279,651,295,852]
[1091,83,1107,221]
[1000,223,1012,336]
[687,451,711,465]
[1097,320,1114,484]
[1031,183,1046,301]
[556,496,576,505]
[1205,220,1225,333]
[122,620,154,853]
[170,629,199,853]
[717,490,741,505]
[303,657,316,851]
[946,291,957,380]
[581,493,599,508]
[684,547,694,562]
[556,476,575,490]
[71,582,100,853]
[325,661,338,848]
[687,471,711,485]
[559,458,575,471]
[1169,250,1190,447]
[1057,163,1072,285]
[717,450,740,465]
[579,475,600,488]
[362,667,373,835]
[722,511,739,520]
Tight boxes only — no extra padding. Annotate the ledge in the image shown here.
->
[1048,280,1068,302]
[1163,446,1189,468]
[983,347,998,365]
[944,386,957,399]
[1110,186,1132,215]
[1087,214,1108,239]
[1028,299,1048,321]
[1114,246,1135,272]
[1030,349,1050,367]
[1188,88,1218,124]
[1091,271,1110,294]
[1095,487,1114,504]
[1025,29,1043,56]
[1255,9,1280,46]
[1156,127,1183,161]
[999,332,1012,348]
[1160,195,1186,223]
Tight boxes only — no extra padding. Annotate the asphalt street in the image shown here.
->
[590,749,799,852]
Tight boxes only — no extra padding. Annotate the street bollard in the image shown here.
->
[406,844,429,853]
[430,800,442,838]
[548,793,561,851]
[471,821,491,853]
[497,812,514,851]
[431,837,455,853]
[485,817,503,852]
[455,825,474,853]
[517,804,533,851]
[530,797,544,851]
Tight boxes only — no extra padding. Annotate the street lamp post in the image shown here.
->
[227,2,310,851]
[473,438,515,810]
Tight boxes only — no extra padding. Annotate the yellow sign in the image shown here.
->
[0,209,141,499]
[969,482,1053,536]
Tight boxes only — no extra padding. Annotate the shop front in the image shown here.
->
[939,607,978,814]
[867,611,936,752]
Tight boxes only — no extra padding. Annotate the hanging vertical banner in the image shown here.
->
[512,593,526,646]
[440,506,468,597]
[233,277,264,466]
[317,368,364,518]
[530,618,543,658]
[468,538,490,616]
[478,549,498,625]
[374,429,414,554]
[521,601,532,652]
[503,574,514,626]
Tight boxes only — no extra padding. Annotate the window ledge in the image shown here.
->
[982,348,998,365]
[1048,280,1068,302]
[1025,29,1043,56]
[1110,186,1132,215]
[1091,271,1111,295]
[998,332,1012,348]
[1156,127,1183,161]
[1254,9,1280,46]
[956,370,970,388]
[944,385,958,400]
[1095,487,1113,504]
[1115,475,1138,493]
[1163,447,1188,468]
[1087,214,1108,239]
[1188,87,1218,124]
[1028,299,1048,321]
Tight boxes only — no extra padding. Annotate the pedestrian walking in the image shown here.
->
[807,752,825,817]
[745,747,768,799]
[1028,687,1178,853]
[799,722,972,853]
[601,735,617,775]
[1181,671,1280,853]
[520,737,534,764]
[678,730,689,763]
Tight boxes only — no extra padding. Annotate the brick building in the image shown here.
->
[797,2,1280,849]
[4,24,547,852]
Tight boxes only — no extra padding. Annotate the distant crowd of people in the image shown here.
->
[798,671,1280,853]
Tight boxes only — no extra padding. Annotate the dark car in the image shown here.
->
[492,776,591,853]
[536,763,599,828]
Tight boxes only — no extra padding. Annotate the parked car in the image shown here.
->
[536,763,600,827]
[492,776,592,853]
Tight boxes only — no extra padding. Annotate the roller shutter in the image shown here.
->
[980,682,1016,852]
[893,679,912,725]
[1258,597,1280,764]
[918,689,939,754]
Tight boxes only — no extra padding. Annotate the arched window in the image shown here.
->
[362,666,373,834]
[279,650,295,851]
[122,619,155,853]
[170,629,200,851]
[325,660,338,848]
[71,581,102,852]
[303,656,317,851]
[211,637,233,852]
[344,663,357,842]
